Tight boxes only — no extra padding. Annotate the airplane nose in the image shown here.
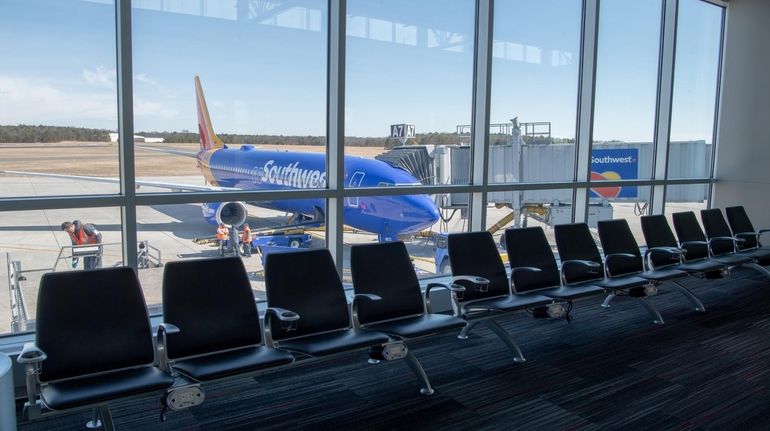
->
[411,194,440,229]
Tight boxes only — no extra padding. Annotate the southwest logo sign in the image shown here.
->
[590,148,639,199]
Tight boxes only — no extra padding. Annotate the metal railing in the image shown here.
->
[6,253,29,333]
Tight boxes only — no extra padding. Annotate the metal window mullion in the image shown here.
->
[707,5,727,209]
[326,0,345,272]
[469,0,493,231]
[574,0,599,223]
[116,0,137,270]
[651,0,678,215]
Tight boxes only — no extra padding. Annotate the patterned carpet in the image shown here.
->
[16,268,770,430]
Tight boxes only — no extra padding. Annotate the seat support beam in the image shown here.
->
[671,281,706,312]
[637,297,665,325]
[404,351,435,396]
[483,320,526,363]
[745,263,770,279]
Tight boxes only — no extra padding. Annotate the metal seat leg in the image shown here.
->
[671,281,706,312]
[404,351,435,396]
[483,320,526,363]
[638,297,664,325]
[601,293,616,308]
[457,321,478,340]
[746,263,770,279]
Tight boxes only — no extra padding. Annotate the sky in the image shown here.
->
[0,0,723,142]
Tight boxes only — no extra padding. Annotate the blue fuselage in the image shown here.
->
[199,145,440,239]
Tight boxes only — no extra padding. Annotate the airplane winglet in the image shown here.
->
[195,76,224,151]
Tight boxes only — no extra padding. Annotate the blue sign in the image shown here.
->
[590,148,638,199]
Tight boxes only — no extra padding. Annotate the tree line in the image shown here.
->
[0,125,111,143]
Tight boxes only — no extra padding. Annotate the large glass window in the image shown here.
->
[486,188,575,247]
[488,0,581,185]
[0,0,119,197]
[131,0,328,194]
[667,0,723,179]
[345,0,475,187]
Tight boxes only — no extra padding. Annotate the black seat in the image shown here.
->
[351,241,466,394]
[598,219,705,312]
[264,249,390,358]
[161,257,295,382]
[554,223,665,325]
[447,231,554,362]
[640,214,727,276]
[673,211,753,267]
[725,205,770,264]
[700,209,770,278]
[504,227,605,304]
[17,267,174,431]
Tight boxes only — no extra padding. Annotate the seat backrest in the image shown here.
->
[700,209,735,256]
[725,205,757,249]
[504,227,560,292]
[597,219,643,275]
[162,257,261,360]
[554,223,604,283]
[672,211,709,260]
[265,248,349,340]
[351,242,423,324]
[447,231,510,301]
[641,215,680,267]
[35,267,154,382]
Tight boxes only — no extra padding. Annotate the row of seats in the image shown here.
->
[16,206,769,430]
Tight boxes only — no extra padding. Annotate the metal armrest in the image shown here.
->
[559,260,600,285]
[263,307,300,348]
[509,267,542,293]
[643,246,685,270]
[451,275,490,293]
[708,236,743,254]
[17,343,46,416]
[156,323,180,372]
[425,282,465,315]
[350,294,381,329]
[603,253,639,277]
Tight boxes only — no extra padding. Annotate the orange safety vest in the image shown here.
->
[68,228,98,245]
[216,227,228,240]
[241,228,251,243]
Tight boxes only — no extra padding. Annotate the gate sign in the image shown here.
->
[590,148,638,199]
[390,124,416,144]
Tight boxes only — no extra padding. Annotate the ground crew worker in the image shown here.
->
[216,223,229,256]
[241,223,252,256]
[61,220,103,270]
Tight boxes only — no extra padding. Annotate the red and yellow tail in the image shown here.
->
[195,76,224,151]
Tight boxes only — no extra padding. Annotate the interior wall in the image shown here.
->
[712,0,770,227]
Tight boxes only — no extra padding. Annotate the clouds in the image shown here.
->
[82,66,116,91]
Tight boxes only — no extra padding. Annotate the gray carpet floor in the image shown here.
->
[16,268,770,430]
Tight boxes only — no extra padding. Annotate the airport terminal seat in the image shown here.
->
[160,257,295,383]
[725,205,770,264]
[504,226,605,304]
[350,241,467,394]
[672,211,753,267]
[554,223,665,324]
[264,249,390,358]
[700,209,770,277]
[17,267,174,431]
[447,231,554,362]
[640,214,727,276]
[597,219,705,312]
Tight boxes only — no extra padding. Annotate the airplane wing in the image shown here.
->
[136,145,199,158]
[0,170,239,192]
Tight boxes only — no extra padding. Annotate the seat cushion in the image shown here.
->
[594,275,649,291]
[674,259,725,274]
[712,254,754,266]
[526,284,605,300]
[465,294,553,313]
[365,314,466,339]
[172,345,295,381]
[42,366,174,410]
[276,328,390,357]
[638,268,688,282]
[740,247,770,264]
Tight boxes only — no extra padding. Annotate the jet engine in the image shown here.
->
[202,201,248,227]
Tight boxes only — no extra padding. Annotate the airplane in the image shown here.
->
[0,76,441,242]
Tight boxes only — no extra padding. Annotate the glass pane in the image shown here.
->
[0,207,123,335]
[486,188,575,249]
[345,0,475,187]
[489,0,581,184]
[664,183,709,228]
[667,0,723,179]
[132,0,328,193]
[593,186,652,246]
[592,0,662,180]
[342,193,467,281]
[137,200,327,310]
[0,0,119,197]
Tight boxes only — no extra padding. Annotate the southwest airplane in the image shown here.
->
[1,76,440,242]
